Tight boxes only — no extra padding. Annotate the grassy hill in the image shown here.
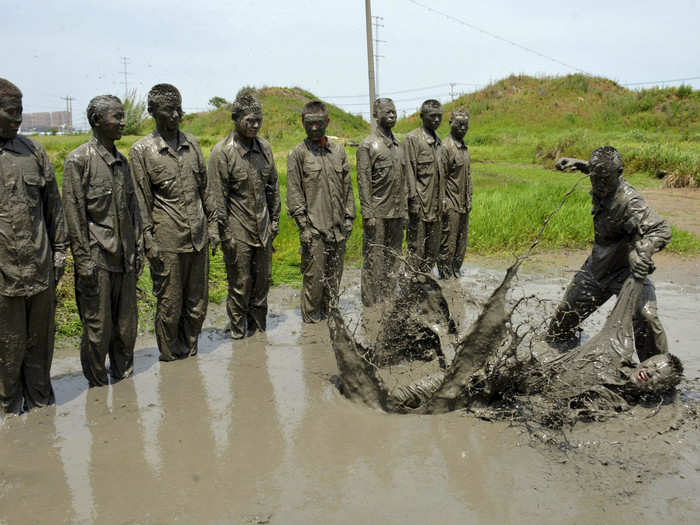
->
[396,74,700,186]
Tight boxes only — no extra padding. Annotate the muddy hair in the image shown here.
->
[231,93,262,122]
[420,99,441,115]
[87,95,122,128]
[147,83,181,113]
[589,146,623,175]
[372,97,394,117]
[660,353,684,391]
[449,108,470,123]
[301,100,328,119]
[0,78,22,104]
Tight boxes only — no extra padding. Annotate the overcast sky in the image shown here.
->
[4,0,699,129]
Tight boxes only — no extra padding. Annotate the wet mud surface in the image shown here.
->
[1,261,699,524]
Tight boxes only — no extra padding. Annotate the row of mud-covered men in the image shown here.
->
[0,77,472,415]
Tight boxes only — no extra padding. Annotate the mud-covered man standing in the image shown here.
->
[0,78,67,414]
[286,101,355,322]
[63,95,142,386]
[546,146,671,359]
[404,99,444,273]
[129,84,219,361]
[438,108,472,279]
[209,92,280,338]
[356,98,407,305]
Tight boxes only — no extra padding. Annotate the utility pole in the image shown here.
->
[372,15,385,97]
[120,56,130,97]
[449,83,457,102]
[364,0,377,130]
[61,95,74,133]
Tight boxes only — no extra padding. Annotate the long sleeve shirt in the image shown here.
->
[0,136,67,296]
[585,178,672,283]
[403,126,444,222]
[356,127,408,220]
[62,137,141,275]
[286,138,355,242]
[129,130,218,253]
[209,132,281,247]
[440,134,472,214]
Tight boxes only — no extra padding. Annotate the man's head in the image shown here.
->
[231,92,263,140]
[148,83,182,134]
[626,353,683,395]
[373,98,396,130]
[420,99,442,132]
[0,78,23,141]
[87,95,125,142]
[449,108,469,140]
[301,100,329,142]
[589,146,623,198]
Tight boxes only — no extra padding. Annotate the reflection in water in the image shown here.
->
[133,351,164,475]
[197,336,234,455]
[54,383,95,524]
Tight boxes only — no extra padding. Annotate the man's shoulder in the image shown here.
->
[211,134,231,155]
[181,130,201,148]
[359,133,381,149]
[130,133,156,154]
[328,140,346,156]
[14,135,46,156]
[289,141,308,157]
[405,127,422,139]
[65,141,92,164]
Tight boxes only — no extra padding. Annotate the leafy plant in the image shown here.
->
[123,89,148,135]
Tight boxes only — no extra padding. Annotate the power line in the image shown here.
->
[120,57,130,96]
[405,0,588,74]
[621,75,700,86]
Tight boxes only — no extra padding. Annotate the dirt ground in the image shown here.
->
[1,190,699,525]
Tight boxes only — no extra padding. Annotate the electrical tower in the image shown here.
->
[372,16,386,97]
[120,56,131,97]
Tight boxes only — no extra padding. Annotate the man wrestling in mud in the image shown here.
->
[546,146,671,360]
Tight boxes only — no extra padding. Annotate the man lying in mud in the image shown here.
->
[329,263,683,423]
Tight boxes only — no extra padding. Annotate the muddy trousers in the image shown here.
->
[0,286,56,414]
[222,238,272,338]
[547,268,668,361]
[406,215,440,273]
[150,250,208,361]
[75,269,137,387]
[361,218,405,306]
[439,210,469,279]
[300,235,346,323]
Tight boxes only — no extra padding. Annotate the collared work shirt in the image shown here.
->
[129,130,218,253]
[209,133,280,247]
[356,128,408,220]
[586,178,671,283]
[286,138,355,241]
[441,134,472,214]
[403,127,444,222]
[63,137,141,275]
[0,136,67,296]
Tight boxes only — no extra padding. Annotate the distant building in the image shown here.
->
[21,111,72,133]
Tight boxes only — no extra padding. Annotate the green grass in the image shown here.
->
[28,77,700,336]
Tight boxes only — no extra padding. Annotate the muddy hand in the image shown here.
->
[629,249,653,279]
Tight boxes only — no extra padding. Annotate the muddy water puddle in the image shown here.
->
[1,264,698,524]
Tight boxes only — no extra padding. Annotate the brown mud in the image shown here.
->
[1,261,699,524]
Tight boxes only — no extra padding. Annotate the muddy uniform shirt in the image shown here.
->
[62,137,141,275]
[441,134,472,214]
[586,178,671,286]
[210,133,281,247]
[0,136,67,296]
[403,127,444,222]
[286,138,355,241]
[129,130,218,253]
[356,128,408,221]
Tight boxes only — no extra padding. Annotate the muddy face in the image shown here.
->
[0,97,22,140]
[302,112,329,142]
[375,101,396,130]
[589,164,620,198]
[151,100,182,135]
[450,115,469,141]
[421,108,442,132]
[235,111,263,139]
[94,101,125,142]
[627,354,679,392]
